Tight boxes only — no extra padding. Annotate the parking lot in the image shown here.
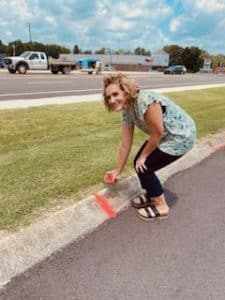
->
[0,69,225,101]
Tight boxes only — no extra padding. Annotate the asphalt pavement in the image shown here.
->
[1,70,225,100]
[1,149,224,300]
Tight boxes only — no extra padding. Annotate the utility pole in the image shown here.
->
[28,23,32,43]
[12,44,15,56]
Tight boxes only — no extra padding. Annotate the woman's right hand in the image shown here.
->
[104,169,120,184]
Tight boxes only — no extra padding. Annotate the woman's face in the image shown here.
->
[105,84,127,111]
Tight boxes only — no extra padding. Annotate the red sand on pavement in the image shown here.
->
[93,193,116,218]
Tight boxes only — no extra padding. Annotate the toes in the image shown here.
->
[132,196,143,205]
[138,208,148,217]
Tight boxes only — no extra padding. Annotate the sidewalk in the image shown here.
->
[1,83,225,110]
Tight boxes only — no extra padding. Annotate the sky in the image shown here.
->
[0,0,224,54]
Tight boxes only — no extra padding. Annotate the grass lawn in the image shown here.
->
[0,87,225,231]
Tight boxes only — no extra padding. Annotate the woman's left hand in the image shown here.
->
[135,156,148,173]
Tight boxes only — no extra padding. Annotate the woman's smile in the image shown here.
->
[105,84,127,111]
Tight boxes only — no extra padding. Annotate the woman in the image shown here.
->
[103,73,196,221]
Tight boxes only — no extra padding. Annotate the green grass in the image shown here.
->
[0,87,225,231]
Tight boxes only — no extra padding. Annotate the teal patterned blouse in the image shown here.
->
[122,90,196,156]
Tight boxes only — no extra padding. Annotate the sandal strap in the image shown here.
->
[140,205,161,219]
[139,194,148,204]
[132,193,156,209]
[145,206,157,218]
[138,205,168,220]
[149,204,160,217]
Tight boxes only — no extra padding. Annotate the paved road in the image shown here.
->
[0,70,225,100]
[1,150,225,300]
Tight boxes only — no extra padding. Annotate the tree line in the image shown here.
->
[0,40,151,58]
[73,44,151,56]
[1,40,224,72]
[0,40,70,58]
[163,45,225,72]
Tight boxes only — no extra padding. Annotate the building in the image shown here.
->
[60,49,169,72]
[151,49,170,70]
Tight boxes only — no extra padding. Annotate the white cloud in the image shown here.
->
[6,31,12,37]
[8,0,35,21]
[116,3,146,18]
[0,17,8,26]
[107,17,135,31]
[95,0,110,16]
[196,0,225,13]
[125,9,145,19]
[0,0,7,9]
[45,16,56,26]
[169,19,181,32]
[219,18,225,29]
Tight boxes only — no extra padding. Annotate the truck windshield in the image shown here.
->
[20,52,31,58]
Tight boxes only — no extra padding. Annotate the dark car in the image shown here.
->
[0,54,6,68]
[164,65,187,74]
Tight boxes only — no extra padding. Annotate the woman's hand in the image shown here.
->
[135,156,148,173]
[104,169,120,184]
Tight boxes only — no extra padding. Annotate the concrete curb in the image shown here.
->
[1,83,225,110]
[0,130,225,289]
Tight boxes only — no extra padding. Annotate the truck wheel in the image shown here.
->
[8,68,16,74]
[51,70,59,74]
[17,64,27,74]
[62,66,71,74]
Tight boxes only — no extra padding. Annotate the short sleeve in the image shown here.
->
[121,110,134,127]
[138,91,161,118]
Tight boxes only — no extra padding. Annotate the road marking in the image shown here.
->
[27,81,73,84]
[0,88,102,98]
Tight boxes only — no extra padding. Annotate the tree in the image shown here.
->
[31,41,46,52]
[45,44,70,58]
[60,46,71,54]
[115,49,132,55]
[210,54,225,68]
[134,47,151,56]
[73,44,80,54]
[83,50,92,54]
[0,40,7,54]
[95,47,106,54]
[163,45,184,65]
[8,40,27,56]
[182,46,204,72]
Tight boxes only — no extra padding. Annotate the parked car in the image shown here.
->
[0,60,5,68]
[164,65,187,74]
[103,64,115,71]
[0,54,6,68]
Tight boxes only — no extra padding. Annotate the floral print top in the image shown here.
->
[122,90,196,156]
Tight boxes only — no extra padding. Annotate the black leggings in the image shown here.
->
[134,141,183,198]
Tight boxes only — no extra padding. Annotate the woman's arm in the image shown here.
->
[116,124,135,173]
[104,124,134,182]
[135,102,164,173]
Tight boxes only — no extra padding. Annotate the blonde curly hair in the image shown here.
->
[103,73,139,111]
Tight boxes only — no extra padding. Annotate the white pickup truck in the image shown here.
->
[3,51,76,74]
